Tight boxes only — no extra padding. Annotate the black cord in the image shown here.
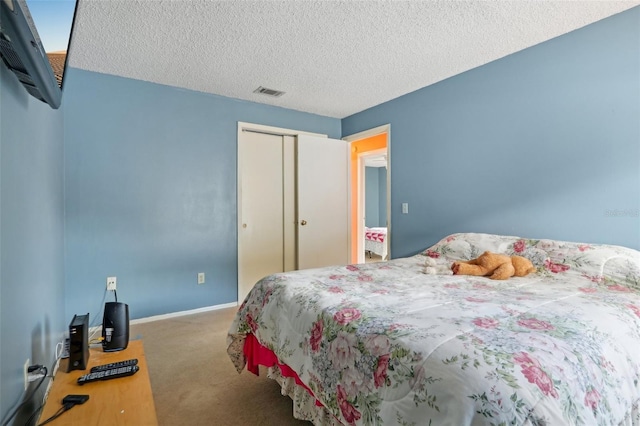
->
[114,289,118,303]
[88,288,109,343]
[23,356,57,426]
[36,403,74,426]
[0,366,47,426]
[23,353,66,426]
[90,288,108,329]
[24,400,45,426]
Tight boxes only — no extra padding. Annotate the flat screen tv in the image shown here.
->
[0,0,77,109]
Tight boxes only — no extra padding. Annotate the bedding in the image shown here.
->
[227,233,640,425]
[364,227,387,260]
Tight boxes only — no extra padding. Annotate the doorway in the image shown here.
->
[343,125,391,264]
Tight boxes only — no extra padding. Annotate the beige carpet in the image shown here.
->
[130,307,310,426]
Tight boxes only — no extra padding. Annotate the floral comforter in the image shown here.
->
[227,233,640,425]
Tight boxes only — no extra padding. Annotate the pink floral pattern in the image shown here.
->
[513,239,526,253]
[228,233,640,426]
[473,317,499,329]
[607,284,631,292]
[333,308,361,325]
[373,355,389,388]
[517,317,554,331]
[628,304,640,318]
[425,249,440,258]
[544,259,570,273]
[513,352,558,398]
[584,388,601,411]
[310,319,323,352]
[337,384,361,425]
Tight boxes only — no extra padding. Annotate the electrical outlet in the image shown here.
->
[106,276,117,291]
[197,272,205,285]
[23,358,29,391]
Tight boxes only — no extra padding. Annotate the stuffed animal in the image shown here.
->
[451,251,536,280]
[424,257,453,275]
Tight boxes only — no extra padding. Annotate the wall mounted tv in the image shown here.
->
[0,0,77,109]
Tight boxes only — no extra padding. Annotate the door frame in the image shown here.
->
[236,122,328,302]
[343,124,391,264]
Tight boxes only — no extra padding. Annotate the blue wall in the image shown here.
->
[0,66,65,421]
[2,6,639,422]
[378,167,387,227]
[63,68,341,321]
[343,7,640,258]
[365,167,379,227]
[365,167,388,228]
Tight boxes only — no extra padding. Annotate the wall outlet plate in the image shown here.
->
[197,272,205,285]
[106,276,117,291]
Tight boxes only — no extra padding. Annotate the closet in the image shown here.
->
[237,123,349,301]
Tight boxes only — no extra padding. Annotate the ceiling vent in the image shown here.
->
[253,86,285,97]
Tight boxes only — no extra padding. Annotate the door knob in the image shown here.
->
[300,220,307,226]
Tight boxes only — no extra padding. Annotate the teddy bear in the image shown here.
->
[423,256,454,275]
[451,251,536,280]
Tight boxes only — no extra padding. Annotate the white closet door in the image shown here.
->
[297,135,349,270]
[238,132,285,302]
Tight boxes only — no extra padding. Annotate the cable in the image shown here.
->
[90,287,108,329]
[89,287,119,345]
[24,402,46,426]
[54,342,63,361]
[23,348,64,426]
[88,288,109,342]
[0,366,47,426]
[33,395,88,426]
[35,403,73,426]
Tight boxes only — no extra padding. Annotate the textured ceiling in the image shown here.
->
[68,1,639,119]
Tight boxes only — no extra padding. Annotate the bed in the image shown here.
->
[227,232,640,425]
[364,226,388,260]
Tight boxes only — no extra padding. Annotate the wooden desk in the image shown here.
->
[39,339,158,425]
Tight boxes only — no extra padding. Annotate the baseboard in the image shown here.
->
[131,301,238,325]
[87,301,238,338]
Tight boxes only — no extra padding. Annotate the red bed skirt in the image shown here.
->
[243,333,323,407]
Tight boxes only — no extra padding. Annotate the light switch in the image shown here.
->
[402,203,408,214]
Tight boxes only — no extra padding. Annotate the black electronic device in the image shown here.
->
[77,365,139,385]
[0,0,62,108]
[62,394,89,405]
[68,313,90,372]
[90,358,138,373]
[102,302,130,352]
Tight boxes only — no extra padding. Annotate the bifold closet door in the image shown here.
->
[238,132,289,302]
[238,131,349,302]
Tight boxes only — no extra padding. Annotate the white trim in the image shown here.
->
[237,121,327,138]
[131,302,238,325]
[342,124,391,143]
[86,302,239,335]
[343,124,391,262]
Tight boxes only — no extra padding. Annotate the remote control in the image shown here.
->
[90,358,138,373]
[77,365,139,385]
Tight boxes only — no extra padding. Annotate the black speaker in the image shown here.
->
[68,313,90,371]
[102,302,129,352]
